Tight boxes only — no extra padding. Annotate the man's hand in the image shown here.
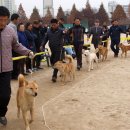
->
[40,46,45,52]
[63,29,68,34]
[29,51,35,59]
[100,36,103,39]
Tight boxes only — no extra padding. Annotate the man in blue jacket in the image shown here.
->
[109,19,124,57]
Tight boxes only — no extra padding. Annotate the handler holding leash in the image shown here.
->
[0,6,34,126]
[41,19,65,83]
[88,19,103,59]
[68,18,85,70]
[109,19,124,57]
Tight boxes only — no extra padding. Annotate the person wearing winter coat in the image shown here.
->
[17,23,29,75]
[68,18,85,70]
[0,6,34,126]
[25,22,36,72]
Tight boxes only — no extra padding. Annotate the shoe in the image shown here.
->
[0,117,7,126]
[37,67,43,70]
[33,68,38,71]
[52,77,57,83]
[77,65,80,71]
[27,69,33,73]
[114,54,118,58]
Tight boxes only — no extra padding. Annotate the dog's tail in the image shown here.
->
[95,48,99,54]
[65,55,73,63]
[17,74,25,118]
[18,74,25,87]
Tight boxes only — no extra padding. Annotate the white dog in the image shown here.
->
[84,49,98,71]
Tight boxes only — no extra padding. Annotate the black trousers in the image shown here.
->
[35,55,42,68]
[50,50,63,78]
[0,72,11,117]
[111,40,120,55]
[19,59,25,74]
[74,44,83,67]
[12,51,20,79]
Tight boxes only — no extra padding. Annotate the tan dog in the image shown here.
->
[17,74,38,130]
[119,43,130,57]
[98,44,108,61]
[54,55,75,84]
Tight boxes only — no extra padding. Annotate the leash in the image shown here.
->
[41,60,113,130]
[29,58,34,80]
[41,74,92,130]
[60,47,63,61]
[42,108,52,130]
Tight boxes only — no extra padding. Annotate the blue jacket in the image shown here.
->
[18,31,29,49]
[25,30,36,52]
[109,25,123,41]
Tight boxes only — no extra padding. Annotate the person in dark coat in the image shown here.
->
[109,19,124,57]
[25,22,36,72]
[39,21,48,41]
[17,23,29,75]
[68,18,85,70]
[32,20,43,69]
[102,25,109,47]
[126,25,130,44]
[41,19,65,82]
[88,19,103,58]
[58,18,65,29]
[18,23,29,49]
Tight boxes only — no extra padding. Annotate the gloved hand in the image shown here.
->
[28,51,35,59]
[40,46,45,52]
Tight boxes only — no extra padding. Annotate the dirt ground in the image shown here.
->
[1,46,130,130]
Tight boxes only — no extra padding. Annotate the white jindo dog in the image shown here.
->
[84,49,98,72]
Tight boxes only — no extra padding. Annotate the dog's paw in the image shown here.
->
[26,126,30,130]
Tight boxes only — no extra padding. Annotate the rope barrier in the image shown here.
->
[12,51,49,61]
[12,37,130,61]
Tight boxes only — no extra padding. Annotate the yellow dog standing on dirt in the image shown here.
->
[119,43,130,57]
[54,55,75,84]
[98,44,108,61]
[17,74,38,130]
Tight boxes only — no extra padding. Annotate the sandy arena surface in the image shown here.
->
[1,45,130,130]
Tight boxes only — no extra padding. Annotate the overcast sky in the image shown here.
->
[15,0,130,17]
